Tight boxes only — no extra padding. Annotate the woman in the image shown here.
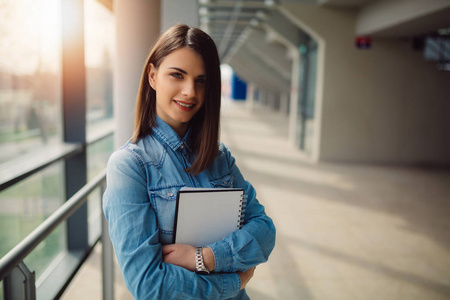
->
[103,24,276,299]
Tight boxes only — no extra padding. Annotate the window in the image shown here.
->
[0,0,62,164]
[0,0,115,298]
[0,162,66,279]
[0,0,66,286]
[87,135,113,243]
[85,0,115,135]
[84,0,115,248]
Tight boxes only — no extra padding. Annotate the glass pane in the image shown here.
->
[24,222,66,284]
[0,162,66,281]
[296,37,317,154]
[85,0,115,134]
[87,135,114,181]
[87,188,102,244]
[0,0,62,164]
[305,41,317,119]
[87,135,113,242]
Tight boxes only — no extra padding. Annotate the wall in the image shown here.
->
[281,4,450,166]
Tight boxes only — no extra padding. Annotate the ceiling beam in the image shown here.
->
[356,0,450,36]
[229,46,290,92]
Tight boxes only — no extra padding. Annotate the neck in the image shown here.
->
[173,124,188,138]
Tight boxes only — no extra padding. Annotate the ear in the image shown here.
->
[148,63,157,90]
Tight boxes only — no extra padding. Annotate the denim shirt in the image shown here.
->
[103,116,276,299]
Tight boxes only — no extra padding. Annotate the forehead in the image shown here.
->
[160,47,205,74]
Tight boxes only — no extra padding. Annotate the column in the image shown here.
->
[114,0,161,147]
[161,0,198,31]
[246,83,255,112]
[280,92,289,115]
[288,50,300,145]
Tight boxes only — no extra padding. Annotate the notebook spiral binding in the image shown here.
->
[238,194,248,229]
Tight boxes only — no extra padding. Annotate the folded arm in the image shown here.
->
[103,149,241,299]
[208,145,276,273]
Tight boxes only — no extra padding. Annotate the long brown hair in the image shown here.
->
[132,24,221,175]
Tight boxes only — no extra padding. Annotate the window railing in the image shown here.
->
[0,0,115,299]
[0,168,114,300]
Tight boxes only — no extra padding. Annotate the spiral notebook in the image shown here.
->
[173,187,246,247]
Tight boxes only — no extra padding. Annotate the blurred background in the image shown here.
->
[0,0,449,299]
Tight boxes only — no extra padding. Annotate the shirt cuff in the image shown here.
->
[219,272,240,299]
[209,240,233,272]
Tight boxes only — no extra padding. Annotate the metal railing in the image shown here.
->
[0,169,114,300]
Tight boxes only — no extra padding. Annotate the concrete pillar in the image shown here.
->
[161,0,198,32]
[246,83,255,112]
[114,0,161,148]
[260,90,267,106]
[288,50,300,145]
[268,92,276,110]
[280,92,289,115]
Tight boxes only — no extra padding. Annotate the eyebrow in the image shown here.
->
[168,67,205,78]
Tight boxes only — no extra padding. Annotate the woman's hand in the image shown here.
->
[238,267,256,290]
[162,244,215,272]
[162,244,196,272]
[163,244,255,289]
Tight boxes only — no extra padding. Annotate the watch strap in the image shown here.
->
[195,247,210,275]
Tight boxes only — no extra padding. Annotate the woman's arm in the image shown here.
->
[103,148,241,299]
[207,145,276,273]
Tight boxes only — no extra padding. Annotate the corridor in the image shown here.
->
[63,100,450,300]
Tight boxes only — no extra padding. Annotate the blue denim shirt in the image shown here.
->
[103,116,276,299]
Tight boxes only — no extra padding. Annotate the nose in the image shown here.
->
[181,80,196,99]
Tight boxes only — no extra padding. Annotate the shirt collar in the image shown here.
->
[153,116,191,152]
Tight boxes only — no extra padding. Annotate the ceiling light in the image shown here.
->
[265,0,276,7]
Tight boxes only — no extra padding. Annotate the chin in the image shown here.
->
[173,115,194,125]
[175,112,197,122]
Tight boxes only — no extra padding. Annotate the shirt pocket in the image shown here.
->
[210,174,235,188]
[149,185,183,244]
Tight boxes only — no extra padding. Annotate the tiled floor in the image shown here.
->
[62,100,450,299]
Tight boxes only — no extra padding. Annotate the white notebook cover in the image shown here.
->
[173,188,245,247]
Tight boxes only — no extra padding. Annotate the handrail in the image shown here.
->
[0,128,113,192]
[0,143,82,192]
[0,169,107,281]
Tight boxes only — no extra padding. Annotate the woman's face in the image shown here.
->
[148,47,206,137]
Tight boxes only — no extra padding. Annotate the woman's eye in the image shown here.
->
[196,78,206,84]
[170,72,183,79]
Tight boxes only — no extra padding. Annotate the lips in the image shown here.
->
[174,100,195,111]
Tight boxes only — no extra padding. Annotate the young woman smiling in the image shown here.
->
[103,24,276,300]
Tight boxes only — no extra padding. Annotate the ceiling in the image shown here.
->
[199,0,450,62]
[199,0,276,60]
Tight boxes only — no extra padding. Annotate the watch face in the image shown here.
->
[195,269,210,275]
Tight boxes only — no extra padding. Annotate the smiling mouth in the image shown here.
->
[174,100,195,108]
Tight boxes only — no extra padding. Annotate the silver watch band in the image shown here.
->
[195,247,210,275]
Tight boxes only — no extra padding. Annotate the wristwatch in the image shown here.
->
[195,247,210,275]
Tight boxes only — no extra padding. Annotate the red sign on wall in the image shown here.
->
[355,36,372,49]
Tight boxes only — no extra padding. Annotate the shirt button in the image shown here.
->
[180,144,184,150]
[168,192,174,197]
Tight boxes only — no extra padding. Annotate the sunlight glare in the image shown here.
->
[0,0,61,75]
